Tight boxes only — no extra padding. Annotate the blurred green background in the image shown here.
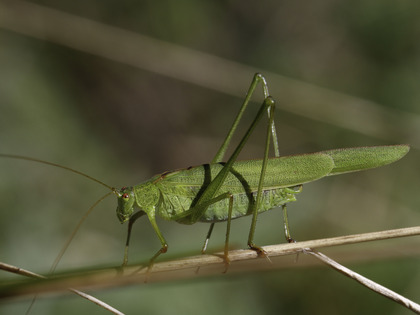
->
[1,1,419,314]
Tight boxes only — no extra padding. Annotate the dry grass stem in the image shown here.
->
[0,262,124,315]
[1,226,419,303]
[1,0,419,147]
[305,249,420,314]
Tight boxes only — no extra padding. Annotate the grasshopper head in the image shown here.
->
[116,186,136,223]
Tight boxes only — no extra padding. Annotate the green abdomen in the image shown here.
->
[198,186,300,222]
[154,162,303,223]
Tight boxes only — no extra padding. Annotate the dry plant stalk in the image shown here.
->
[1,262,123,315]
[1,0,419,146]
[305,249,420,314]
[1,226,420,314]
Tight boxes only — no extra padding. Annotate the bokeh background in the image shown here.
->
[1,1,420,314]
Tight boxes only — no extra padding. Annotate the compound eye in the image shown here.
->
[122,193,129,199]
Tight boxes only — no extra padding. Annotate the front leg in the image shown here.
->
[124,208,168,273]
[123,211,146,266]
[145,210,169,271]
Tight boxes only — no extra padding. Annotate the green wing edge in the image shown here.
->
[323,144,410,176]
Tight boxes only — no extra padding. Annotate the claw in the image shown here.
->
[222,253,231,273]
[249,243,272,263]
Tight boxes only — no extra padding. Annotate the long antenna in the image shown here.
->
[0,154,114,191]
[0,154,118,314]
